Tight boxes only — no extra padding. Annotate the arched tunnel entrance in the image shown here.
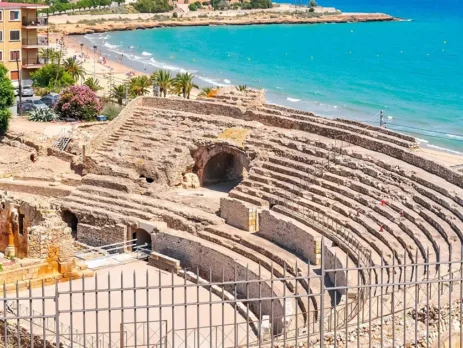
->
[203,152,245,186]
[194,144,251,192]
[62,211,78,240]
[132,228,152,250]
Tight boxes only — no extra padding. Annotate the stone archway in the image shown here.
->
[62,210,78,240]
[132,228,152,249]
[193,143,251,189]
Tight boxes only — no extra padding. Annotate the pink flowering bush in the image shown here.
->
[55,85,102,121]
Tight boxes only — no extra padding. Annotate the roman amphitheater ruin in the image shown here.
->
[1,88,463,347]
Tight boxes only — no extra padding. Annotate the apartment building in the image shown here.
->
[0,2,48,85]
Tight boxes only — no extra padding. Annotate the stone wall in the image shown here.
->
[0,181,73,198]
[220,197,259,232]
[258,210,347,293]
[76,222,127,247]
[151,230,286,334]
[84,97,143,155]
[142,97,245,119]
[334,118,416,142]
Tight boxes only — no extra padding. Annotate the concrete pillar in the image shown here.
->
[315,239,322,266]
[5,215,16,258]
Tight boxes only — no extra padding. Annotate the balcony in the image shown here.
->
[22,17,49,28]
[22,58,47,69]
[22,37,49,48]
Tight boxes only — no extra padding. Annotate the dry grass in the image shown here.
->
[217,127,250,147]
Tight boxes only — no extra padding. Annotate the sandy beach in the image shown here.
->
[52,33,145,96]
[47,35,463,168]
[51,33,202,98]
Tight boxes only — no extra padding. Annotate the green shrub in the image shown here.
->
[31,64,75,89]
[188,3,197,10]
[101,103,123,121]
[202,1,209,5]
[28,108,59,122]
[172,11,178,17]
[55,85,102,121]
[309,7,315,12]
[250,0,272,9]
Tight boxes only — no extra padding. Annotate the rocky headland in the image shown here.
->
[54,13,396,35]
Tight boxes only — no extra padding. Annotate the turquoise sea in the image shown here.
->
[80,0,463,154]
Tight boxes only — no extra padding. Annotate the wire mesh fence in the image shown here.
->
[0,245,462,348]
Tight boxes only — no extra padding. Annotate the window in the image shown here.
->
[10,71,19,80]
[9,30,20,42]
[9,50,20,61]
[0,11,3,21]
[0,31,3,42]
[9,10,19,21]
[0,51,3,61]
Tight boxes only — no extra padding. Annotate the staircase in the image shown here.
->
[53,128,73,151]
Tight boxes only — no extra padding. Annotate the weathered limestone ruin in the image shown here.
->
[2,87,463,340]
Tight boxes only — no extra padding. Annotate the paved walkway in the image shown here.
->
[12,260,257,348]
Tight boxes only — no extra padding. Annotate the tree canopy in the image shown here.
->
[0,64,14,134]
[133,0,173,13]
[31,64,75,89]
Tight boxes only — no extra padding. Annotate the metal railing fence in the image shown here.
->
[0,244,462,348]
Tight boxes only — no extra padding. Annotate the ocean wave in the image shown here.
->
[415,138,429,144]
[287,97,301,102]
[426,144,462,155]
[104,42,120,49]
[197,75,227,87]
[146,58,181,71]
[446,134,463,140]
[142,51,152,56]
[223,79,231,84]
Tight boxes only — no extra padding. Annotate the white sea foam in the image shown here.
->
[287,97,301,102]
[197,75,227,87]
[104,42,120,49]
[142,51,152,56]
[415,138,429,144]
[426,144,462,155]
[447,134,463,140]
[223,79,231,84]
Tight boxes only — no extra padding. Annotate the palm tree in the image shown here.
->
[198,87,213,97]
[63,57,85,82]
[39,48,62,64]
[84,77,103,92]
[129,76,153,97]
[152,70,172,98]
[172,72,198,99]
[235,84,248,92]
[111,84,127,105]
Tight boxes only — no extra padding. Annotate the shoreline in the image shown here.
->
[52,13,396,35]
[65,33,463,167]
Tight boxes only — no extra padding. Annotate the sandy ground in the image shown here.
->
[14,259,256,347]
[414,147,463,167]
[0,142,79,181]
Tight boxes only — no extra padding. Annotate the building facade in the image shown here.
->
[0,2,48,84]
